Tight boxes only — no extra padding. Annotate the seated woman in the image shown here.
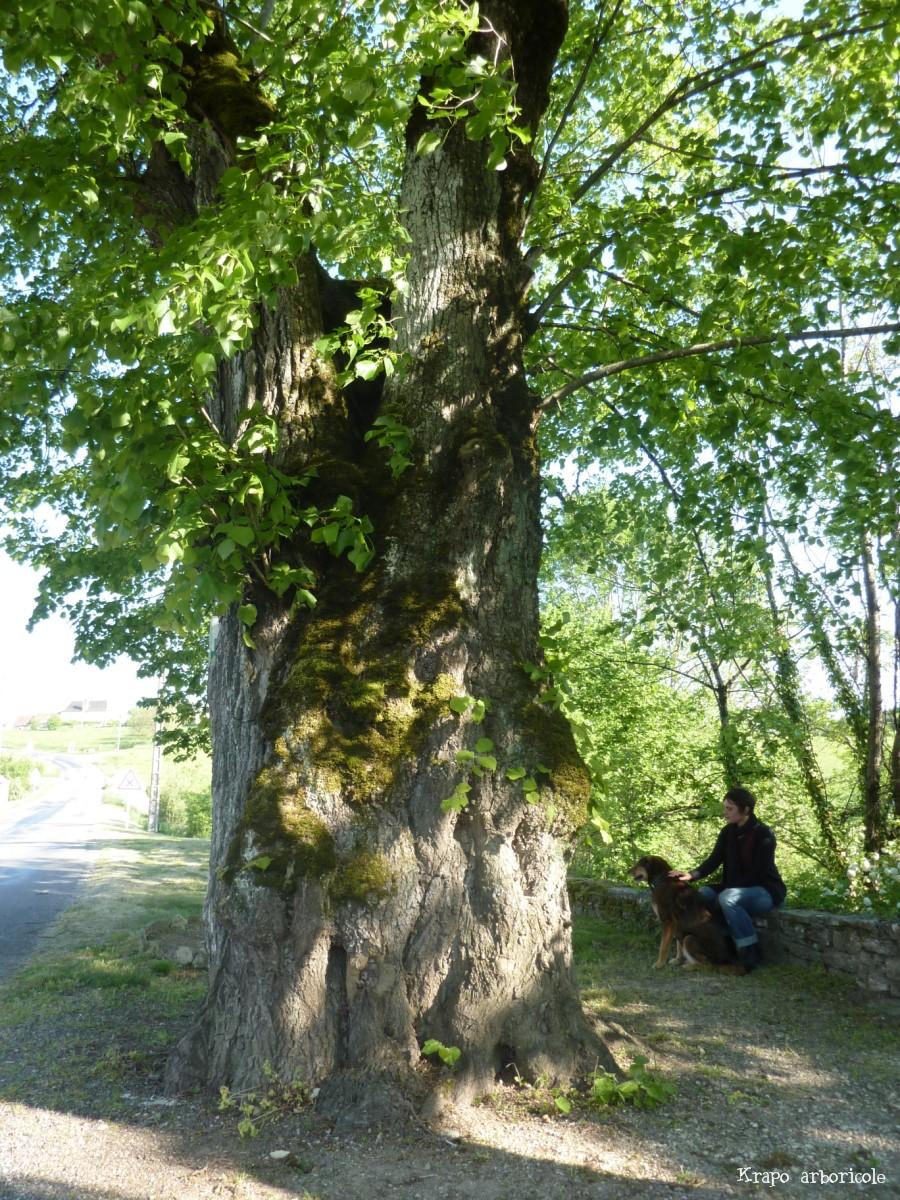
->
[671,787,786,971]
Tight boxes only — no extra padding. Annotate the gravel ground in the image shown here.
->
[1,913,898,1199]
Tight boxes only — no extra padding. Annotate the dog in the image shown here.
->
[629,855,745,974]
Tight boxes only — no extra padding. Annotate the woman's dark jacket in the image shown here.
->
[692,815,786,905]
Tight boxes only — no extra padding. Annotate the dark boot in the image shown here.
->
[737,942,762,972]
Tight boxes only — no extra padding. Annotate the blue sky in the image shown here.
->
[0,549,155,726]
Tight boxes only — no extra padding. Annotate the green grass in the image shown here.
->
[0,831,209,1016]
[3,835,895,1137]
[0,830,210,1114]
[571,912,899,1090]
[0,725,152,754]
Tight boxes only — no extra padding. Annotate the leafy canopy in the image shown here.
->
[0,0,897,749]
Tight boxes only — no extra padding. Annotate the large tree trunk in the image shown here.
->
[166,0,615,1119]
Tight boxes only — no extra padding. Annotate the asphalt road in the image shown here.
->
[0,759,107,981]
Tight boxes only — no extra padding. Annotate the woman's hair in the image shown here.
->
[724,786,756,814]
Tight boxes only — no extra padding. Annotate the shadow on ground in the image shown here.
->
[1,907,897,1199]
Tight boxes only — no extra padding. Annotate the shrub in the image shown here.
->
[157,755,212,838]
[183,788,212,838]
[0,755,40,801]
[791,850,900,917]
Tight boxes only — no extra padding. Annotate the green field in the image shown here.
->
[0,724,150,755]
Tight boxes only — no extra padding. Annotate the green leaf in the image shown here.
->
[165,449,190,482]
[110,312,139,333]
[192,350,217,376]
[415,130,442,156]
[448,696,472,714]
[474,737,494,753]
[354,359,381,381]
[440,782,471,813]
[421,1039,461,1067]
[237,604,257,626]
[217,523,255,547]
[247,855,272,871]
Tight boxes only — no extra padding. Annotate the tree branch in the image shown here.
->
[524,0,625,232]
[572,14,889,204]
[540,323,900,412]
[528,243,609,328]
[638,136,897,181]
[214,3,276,43]
[594,651,715,690]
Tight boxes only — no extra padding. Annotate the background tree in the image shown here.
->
[542,485,849,877]
[1,0,897,1116]
[126,704,158,739]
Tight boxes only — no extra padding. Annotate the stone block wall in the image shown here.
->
[568,877,900,998]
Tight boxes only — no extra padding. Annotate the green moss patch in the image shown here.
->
[273,575,463,807]
[519,702,591,831]
[330,850,394,903]
[236,772,336,890]
[231,574,465,894]
[182,50,277,141]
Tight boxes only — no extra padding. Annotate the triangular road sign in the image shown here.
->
[115,769,145,792]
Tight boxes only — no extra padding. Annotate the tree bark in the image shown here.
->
[165,0,617,1119]
[699,650,740,787]
[761,564,845,872]
[861,535,884,852]
[891,586,900,826]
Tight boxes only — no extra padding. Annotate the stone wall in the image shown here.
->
[568,877,900,998]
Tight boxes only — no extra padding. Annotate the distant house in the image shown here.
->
[12,713,51,730]
[58,700,109,724]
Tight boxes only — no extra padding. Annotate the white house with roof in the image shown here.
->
[58,700,109,724]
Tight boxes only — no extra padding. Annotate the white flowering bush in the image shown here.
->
[815,851,900,917]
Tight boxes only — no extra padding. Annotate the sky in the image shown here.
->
[0,549,156,726]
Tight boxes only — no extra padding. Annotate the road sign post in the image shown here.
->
[114,769,148,830]
[148,732,162,834]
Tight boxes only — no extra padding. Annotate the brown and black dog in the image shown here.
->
[630,855,745,974]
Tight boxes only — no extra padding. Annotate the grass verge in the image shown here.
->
[0,830,209,1115]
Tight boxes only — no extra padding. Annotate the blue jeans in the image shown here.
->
[698,886,774,949]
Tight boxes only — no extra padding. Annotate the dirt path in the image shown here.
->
[1,901,897,1199]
